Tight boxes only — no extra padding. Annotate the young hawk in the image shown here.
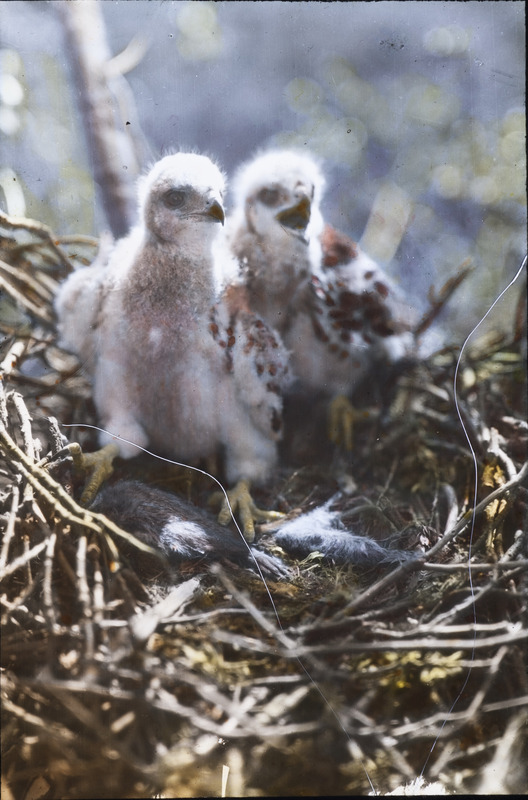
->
[55,153,291,538]
[224,148,416,450]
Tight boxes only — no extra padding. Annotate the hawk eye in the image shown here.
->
[258,187,281,207]
[163,189,186,209]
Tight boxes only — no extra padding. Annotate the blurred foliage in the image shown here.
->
[0,7,525,341]
[279,40,525,210]
[172,1,224,61]
[277,26,525,335]
[0,46,94,233]
[0,50,24,137]
[280,56,525,204]
[277,26,526,326]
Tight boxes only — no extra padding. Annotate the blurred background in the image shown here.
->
[1,0,525,342]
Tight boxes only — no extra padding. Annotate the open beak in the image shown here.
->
[206,199,225,225]
[275,195,311,231]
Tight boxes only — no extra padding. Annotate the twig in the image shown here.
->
[368,619,523,638]
[0,412,161,558]
[0,484,19,571]
[92,554,105,627]
[481,696,528,714]
[16,673,321,740]
[47,416,67,458]
[420,571,518,628]
[0,257,55,303]
[462,645,509,718]
[0,539,48,581]
[0,341,27,382]
[388,647,509,741]
[0,577,41,626]
[1,696,77,744]
[414,259,474,337]
[212,625,527,659]
[42,531,58,632]
[11,391,36,461]
[422,560,528,572]
[129,577,201,643]
[487,427,518,481]
[441,483,459,534]
[56,233,100,248]
[212,564,294,649]
[0,210,71,270]
[337,461,528,616]
[0,271,54,325]
[76,535,95,664]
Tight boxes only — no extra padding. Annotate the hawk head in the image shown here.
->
[231,149,325,248]
[137,153,226,245]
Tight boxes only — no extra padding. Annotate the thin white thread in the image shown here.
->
[57,256,525,792]
[60,423,284,621]
[420,254,527,778]
[61,419,376,791]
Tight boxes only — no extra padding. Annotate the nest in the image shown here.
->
[1,210,527,798]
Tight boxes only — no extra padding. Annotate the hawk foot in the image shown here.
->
[328,394,359,451]
[211,479,283,543]
[68,442,120,506]
[328,395,379,451]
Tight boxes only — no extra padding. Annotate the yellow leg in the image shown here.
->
[68,442,120,505]
[328,394,358,451]
[212,479,283,543]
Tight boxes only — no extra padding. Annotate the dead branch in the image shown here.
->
[58,2,139,236]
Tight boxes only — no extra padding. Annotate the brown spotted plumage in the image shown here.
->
[225,148,416,402]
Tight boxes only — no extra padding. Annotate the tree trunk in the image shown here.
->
[59,0,139,238]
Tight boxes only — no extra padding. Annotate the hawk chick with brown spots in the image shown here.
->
[225,149,416,452]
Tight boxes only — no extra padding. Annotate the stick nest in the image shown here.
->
[1,212,527,798]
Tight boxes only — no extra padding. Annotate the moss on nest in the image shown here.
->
[1,211,527,798]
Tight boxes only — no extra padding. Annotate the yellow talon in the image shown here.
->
[212,478,283,543]
[68,442,120,505]
[328,394,357,451]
